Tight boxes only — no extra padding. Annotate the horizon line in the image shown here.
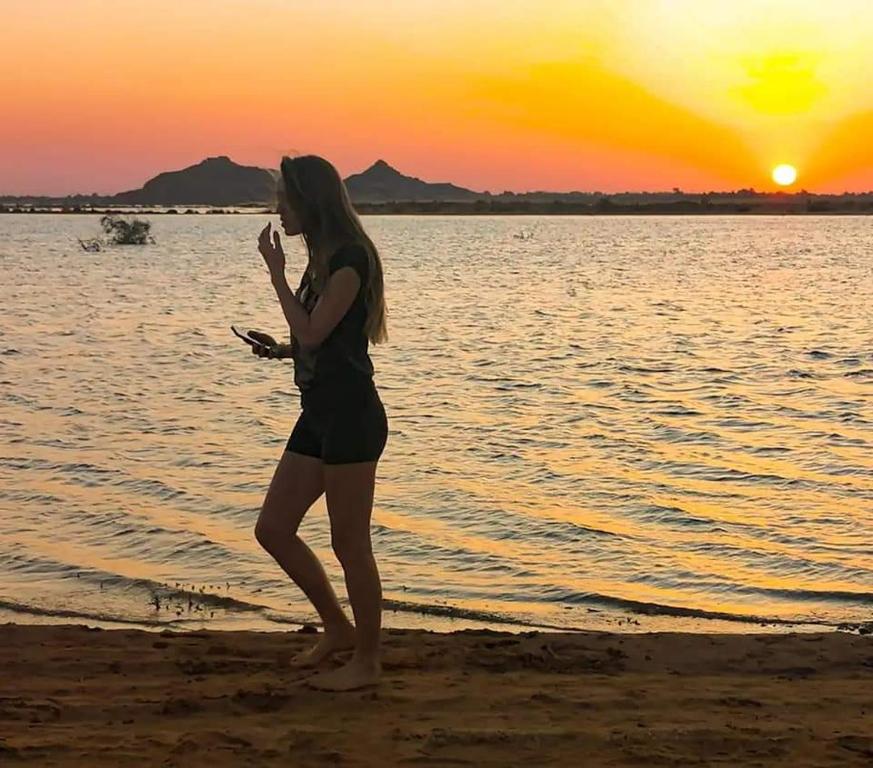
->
[1,155,872,199]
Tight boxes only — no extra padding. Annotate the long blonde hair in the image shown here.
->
[279,154,387,344]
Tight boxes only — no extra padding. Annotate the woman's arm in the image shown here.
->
[258,224,360,349]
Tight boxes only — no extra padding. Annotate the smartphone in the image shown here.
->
[231,325,267,348]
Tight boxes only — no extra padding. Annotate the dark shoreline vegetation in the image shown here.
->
[5,157,873,214]
[4,198,873,215]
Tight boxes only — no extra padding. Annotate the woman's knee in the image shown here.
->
[254,517,275,549]
[254,512,300,550]
[256,451,325,550]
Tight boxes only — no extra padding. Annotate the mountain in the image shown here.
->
[113,156,277,206]
[344,159,485,202]
[7,157,873,209]
[101,156,484,206]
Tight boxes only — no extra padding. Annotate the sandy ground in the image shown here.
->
[1,623,871,766]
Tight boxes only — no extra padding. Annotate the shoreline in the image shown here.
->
[4,207,873,216]
[4,593,867,638]
[2,622,871,766]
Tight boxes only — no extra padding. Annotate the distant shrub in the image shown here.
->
[100,214,155,245]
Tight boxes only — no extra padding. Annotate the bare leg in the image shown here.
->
[306,459,382,691]
[254,451,355,666]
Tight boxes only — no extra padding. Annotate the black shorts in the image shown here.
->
[286,384,388,464]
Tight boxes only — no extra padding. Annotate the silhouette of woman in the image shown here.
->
[249,154,389,691]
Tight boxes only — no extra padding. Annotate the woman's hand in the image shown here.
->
[248,330,285,359]
[258,222,285,278]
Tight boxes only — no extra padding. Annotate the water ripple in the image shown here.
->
[1,214,871,631]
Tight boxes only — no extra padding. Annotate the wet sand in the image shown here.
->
[1,623,871,766]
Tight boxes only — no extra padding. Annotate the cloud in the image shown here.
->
[803,110,873,190]
[462,57,761,188]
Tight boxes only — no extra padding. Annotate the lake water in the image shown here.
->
[1,213,871,634]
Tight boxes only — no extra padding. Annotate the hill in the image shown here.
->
[344,159,483,202]
[105,157,483,205]
[113,156,277,206]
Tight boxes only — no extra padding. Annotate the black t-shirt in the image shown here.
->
[291,242,374,396]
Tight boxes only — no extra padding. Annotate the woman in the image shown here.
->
[250,154,389,692]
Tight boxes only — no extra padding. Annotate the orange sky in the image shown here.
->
[3,0,873,195]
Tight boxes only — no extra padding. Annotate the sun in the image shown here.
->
[772,164,798,186]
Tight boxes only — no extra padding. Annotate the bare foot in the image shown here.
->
[286,626,356,668]
[305,657,381,691]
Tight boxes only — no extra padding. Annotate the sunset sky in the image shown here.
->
[3,0,873,195]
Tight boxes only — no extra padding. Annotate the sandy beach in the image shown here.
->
[1,623,871,766]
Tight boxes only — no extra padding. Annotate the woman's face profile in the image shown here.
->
[276,182,301,236]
